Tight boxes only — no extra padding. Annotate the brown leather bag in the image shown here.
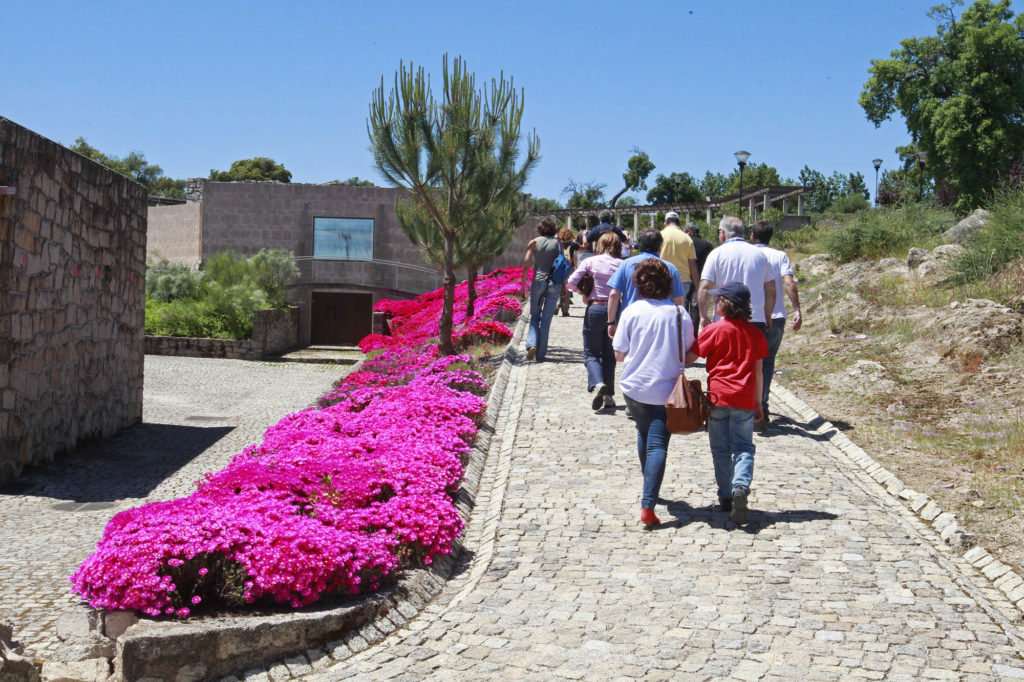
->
[577,271,595,296]
[665,306,716,434]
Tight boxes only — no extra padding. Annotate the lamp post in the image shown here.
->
[872,158,882,206]
[916,151,928,202]
[734,150,750,220]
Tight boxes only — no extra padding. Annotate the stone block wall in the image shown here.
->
[0,118,147,485]
[146,203,201,264]
[144,306,298,360]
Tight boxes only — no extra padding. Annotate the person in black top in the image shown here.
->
[586,210,630,254]
[685,222,714,333]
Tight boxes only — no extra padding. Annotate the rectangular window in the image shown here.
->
[313,217,374,260]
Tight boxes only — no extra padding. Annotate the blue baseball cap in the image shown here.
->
[709,282,751,306]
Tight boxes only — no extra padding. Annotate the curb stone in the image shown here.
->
[770,381,1023,620]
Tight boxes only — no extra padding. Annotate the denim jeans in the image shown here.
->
[582,302,615,393]
[527,278,561,360]
[762,319,786,414]
[623,396,671,510]
[707,405,755,500]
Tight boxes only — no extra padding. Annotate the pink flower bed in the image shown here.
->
[71,267,525,617]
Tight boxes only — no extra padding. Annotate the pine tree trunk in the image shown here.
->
[438,234,457,355]
[466,268,478,319]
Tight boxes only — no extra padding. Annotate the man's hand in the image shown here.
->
[606,322,616,340]
[791,310,802,331]
[520,281,527,299]
[755,405,764,422]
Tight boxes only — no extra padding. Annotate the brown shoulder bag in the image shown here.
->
[665,306,716,434]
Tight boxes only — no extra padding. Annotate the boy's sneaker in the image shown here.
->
[719,497,732,512]
[592,383,607,411]
[730,486,749,525]
[603,395,616,409]
[526,346,536,361]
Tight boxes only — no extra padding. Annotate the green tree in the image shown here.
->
[860,0,1024,211]
[699,171,730,199]
[646,171,703,204]
[531,196,562,212]
[325,176,376,186]
[608,148,655,207]
[69,137,185,198]
[210,157,292,183]
[368,55,539,354]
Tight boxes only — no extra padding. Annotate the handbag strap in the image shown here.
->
[675,304,684,363]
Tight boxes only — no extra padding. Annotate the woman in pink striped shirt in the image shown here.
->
[567,232,623,412]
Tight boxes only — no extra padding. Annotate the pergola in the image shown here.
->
[535,185,809,236]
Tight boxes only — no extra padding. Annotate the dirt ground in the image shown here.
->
[774,259,1024,573]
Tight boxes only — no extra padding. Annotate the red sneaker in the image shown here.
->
[640,509,660,527]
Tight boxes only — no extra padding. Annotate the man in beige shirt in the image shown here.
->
[659,211,701,299]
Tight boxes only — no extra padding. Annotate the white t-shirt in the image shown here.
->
[613,298,694,405]
[701,238,775,324]
[754,243,794,320]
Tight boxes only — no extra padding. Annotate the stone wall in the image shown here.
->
[146,203,201,264]
[145,306,298,360]
[0,118,147,485]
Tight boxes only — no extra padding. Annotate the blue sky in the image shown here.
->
[5,0,1019,202]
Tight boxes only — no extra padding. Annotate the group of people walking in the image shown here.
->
[521,210,801,528]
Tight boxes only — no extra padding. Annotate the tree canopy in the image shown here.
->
[69,137,185,198]
[608,149,655,207]
[368,55,538,353]
[210,157,292,183]
[646,171,704,204]
[860,0,1024,211]
[325,176,376,186]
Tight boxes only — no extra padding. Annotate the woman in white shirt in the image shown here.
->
[612,258,695,528]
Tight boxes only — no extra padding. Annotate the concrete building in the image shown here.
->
[147,179,536,346]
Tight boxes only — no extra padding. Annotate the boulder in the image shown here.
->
[942,208,990,244]
[795,253,836,279]
[1,622,41,682]
[907,247,931,270]
[39,658,109,682]
[829,258,910,290]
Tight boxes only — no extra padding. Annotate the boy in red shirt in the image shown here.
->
[686,282,768,524]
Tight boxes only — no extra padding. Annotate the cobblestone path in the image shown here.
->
[308,307,1024,680]
[0,356,340,659]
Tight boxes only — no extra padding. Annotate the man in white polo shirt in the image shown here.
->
[749,220,802,430]
[696,215,777,414]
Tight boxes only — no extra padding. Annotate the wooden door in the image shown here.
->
[310,292,373,345]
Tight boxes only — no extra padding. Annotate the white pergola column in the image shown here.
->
[797,195,805,216]
[782,198,789,214]
[706,197,713,228]
[633,210,639,240]
[763,193,770,211]
[649,214,655,230]
[567,215,573,230]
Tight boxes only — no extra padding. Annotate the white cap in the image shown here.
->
[665,211,679,221]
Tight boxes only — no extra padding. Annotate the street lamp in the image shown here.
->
[872,158,882,206]
[734,150,750,220]
[916,151,928,202]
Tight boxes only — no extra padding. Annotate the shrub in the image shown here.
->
[145,249,298,339]
[950,189,1024,284]
[831,193,870,214]
[145,260,205,303]
[822,204,952,263]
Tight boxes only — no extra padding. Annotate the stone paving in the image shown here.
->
[298,305,1024,681]
[0,356,340,660]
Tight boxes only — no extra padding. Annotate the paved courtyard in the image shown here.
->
[0,356,340,659]
[304,307,1024,680]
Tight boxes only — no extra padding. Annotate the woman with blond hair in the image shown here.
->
[567,232,622,411]
[557,226,577,317]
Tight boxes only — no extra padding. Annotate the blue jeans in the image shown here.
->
[624,396,671,510]
[762,319,785,414]
[582,302,615,392]
[707,406,755,500]
[527,278,561,360]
